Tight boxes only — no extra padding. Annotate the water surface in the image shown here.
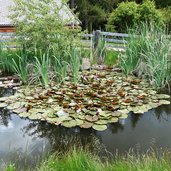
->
[0,88,171,169]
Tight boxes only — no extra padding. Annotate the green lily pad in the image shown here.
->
[0,97,9,102]
[156,94,170,99]
[62,120,77,128]
[19,112,30,118]
[28,114,41,120]
[75,119,84,125]
[80,121,93,128]
[92,124,107,131]
[95,120,108,125]
[159,100,170,105]
[108,117,119,123]
[119,113,128,119]
[85,115,99,122]
[0,103,7,108]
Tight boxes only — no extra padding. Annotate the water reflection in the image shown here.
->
[0,88,171,169]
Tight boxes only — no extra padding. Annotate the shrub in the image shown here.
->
[106,2,139,32]
[107,1,164,33]
[162,6,171,33]
[138,0,163,25]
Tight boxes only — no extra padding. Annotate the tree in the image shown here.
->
[107,2,139,32]
[107,0,164,33]
[10,0,78,51]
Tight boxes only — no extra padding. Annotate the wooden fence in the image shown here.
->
[0,32,17,48]
[81,30,129,51]
[1,30,170,51]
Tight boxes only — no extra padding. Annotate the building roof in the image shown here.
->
[0,0,80,26]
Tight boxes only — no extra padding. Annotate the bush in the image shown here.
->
[107,1,164,33]
[119,23,171,89]
[106,2,139,32]
[162,6,171,33]
[138,0,163,25]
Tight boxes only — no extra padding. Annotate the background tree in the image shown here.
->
[106,0,164,33]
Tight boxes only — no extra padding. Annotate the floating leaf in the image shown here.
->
[80,121,93,128]
[92,124,107,131]
[159,100,170,105]
[85,115,99,122]
[61,120,77,128]
[119,113,128,119]
[0,103,7,108]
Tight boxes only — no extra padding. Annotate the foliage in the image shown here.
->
[34,52,51,87]
[69,47,81,84]
[162,6,171,33]
[119,23,171,88]
[107,1,139,32]
[10,0,79,52]
[74,0,107,32]
[12,51,28,84]
[105,50,119,66]
[107,1,164,33]
[94,35,106,64]
[138,0,163,25]
[5,148,171,171]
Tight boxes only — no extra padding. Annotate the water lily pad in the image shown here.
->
[156,94,170,99]
[19,112,30,118]
[95,120,108,125]
[92,124,107,131]
[0,97,9,102]
[119,113,128,119]
[108,117,119,123]
[62,120,77,128]
[85,115,99,122]
[13,108,27,114]
[159,100,170,105]
[80,121,93,128]
[75,119,84,125]
[28,114,41,120]
[0,103,7,108]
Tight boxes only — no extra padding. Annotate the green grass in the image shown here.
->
[104,50,119,67]
[4,148,171,171]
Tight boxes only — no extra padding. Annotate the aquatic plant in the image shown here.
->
[34,52,50,87]
[12,52,28,84]
[69,47,81,84]
[0,69,170,131]
[119,23,171,88]
[94,35,106,65]
[53,56,68,83]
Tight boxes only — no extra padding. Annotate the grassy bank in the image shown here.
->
[4,148,171,171]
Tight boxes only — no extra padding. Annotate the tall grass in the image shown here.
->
[12,52,28,84]
[34,52,50,87]
[94,36,106,65]
[119,23,171,88]
[4,148,171,171]
[69,47,81,84]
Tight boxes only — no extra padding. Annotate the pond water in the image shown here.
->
[0,88,171,170]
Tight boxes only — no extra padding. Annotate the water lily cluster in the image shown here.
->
[0,69,170,131]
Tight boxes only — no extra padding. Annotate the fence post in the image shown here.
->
[94,30,101,50]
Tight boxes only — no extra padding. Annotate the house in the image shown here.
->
[0,0,80,32]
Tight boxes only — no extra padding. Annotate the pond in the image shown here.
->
[0,88,171,170]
